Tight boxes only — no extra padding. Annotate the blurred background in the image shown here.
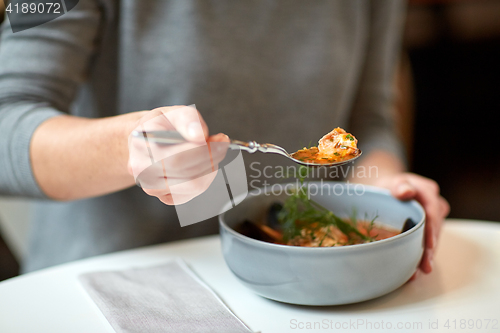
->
[1,0,499,280]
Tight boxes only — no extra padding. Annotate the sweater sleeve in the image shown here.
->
[348,0,407,166]
[0,1,104,197]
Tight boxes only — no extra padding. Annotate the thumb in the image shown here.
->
[393,181,417,200]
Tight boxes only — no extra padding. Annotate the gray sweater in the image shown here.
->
[0,0,405,272]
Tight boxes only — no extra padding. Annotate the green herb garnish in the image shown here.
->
[278,166,374,245]
[345,134,354,141]
[364,213,379,239]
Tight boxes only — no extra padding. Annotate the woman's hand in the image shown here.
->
[373,173,450,276]
[348,150,450,278]
[128,105,229,205]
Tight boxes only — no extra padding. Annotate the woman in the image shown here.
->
[0,0,448,273]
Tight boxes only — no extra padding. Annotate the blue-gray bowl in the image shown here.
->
[219,181,425,306]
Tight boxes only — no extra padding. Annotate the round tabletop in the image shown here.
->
[0,219,499,333]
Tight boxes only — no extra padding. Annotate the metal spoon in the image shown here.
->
[131,130,362,167]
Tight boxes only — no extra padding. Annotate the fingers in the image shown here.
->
[391,175,444,249]
[128,107,180,178]
[134,138,227,191]
[409,177,449,274]
[131,115,230,205]
[133,107,176,134]
[162,134,229,178]
[143,132,226,206]
[142,169,218,205]
[419,247,433,274]
[159,105,209,142]
[411,182,443,252]
[383,173,450,276]
[159,144,216,178]
[128,105,214,178]
[392,180,417,200]
[438,196,450,223]
[141,172,214,199]
[134,105,209,142]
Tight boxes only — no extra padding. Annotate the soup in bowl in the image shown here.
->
[219,181,425,306]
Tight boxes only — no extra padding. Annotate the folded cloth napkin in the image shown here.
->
[79,260,253,333]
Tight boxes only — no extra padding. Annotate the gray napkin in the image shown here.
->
[79,260,253,333]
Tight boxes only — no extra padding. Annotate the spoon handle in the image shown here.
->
[229,140,289,157]
[131,130,248,149]
[131,130,186,144]
[132,131,291,158]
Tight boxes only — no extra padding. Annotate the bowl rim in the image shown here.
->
[219,181,426,252]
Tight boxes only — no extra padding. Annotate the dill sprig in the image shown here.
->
[278,166,375,244]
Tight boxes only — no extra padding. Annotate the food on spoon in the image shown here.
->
[291,127,359,164]
[318,127,358,157]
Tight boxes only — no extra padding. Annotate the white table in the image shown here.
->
[1,219,499,333]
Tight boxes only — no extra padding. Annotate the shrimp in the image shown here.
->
[317,127,358,158]
[291,127,359,164]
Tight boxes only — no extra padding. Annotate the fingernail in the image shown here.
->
[187,122,201,140]
[216,133,229,141]
[428,251,434,269]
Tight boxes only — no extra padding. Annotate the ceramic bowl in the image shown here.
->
[219,181,425,306]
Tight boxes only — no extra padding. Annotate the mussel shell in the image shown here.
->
[401,218,417,233]
[267,202,283,230]
[236,220,276,243]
